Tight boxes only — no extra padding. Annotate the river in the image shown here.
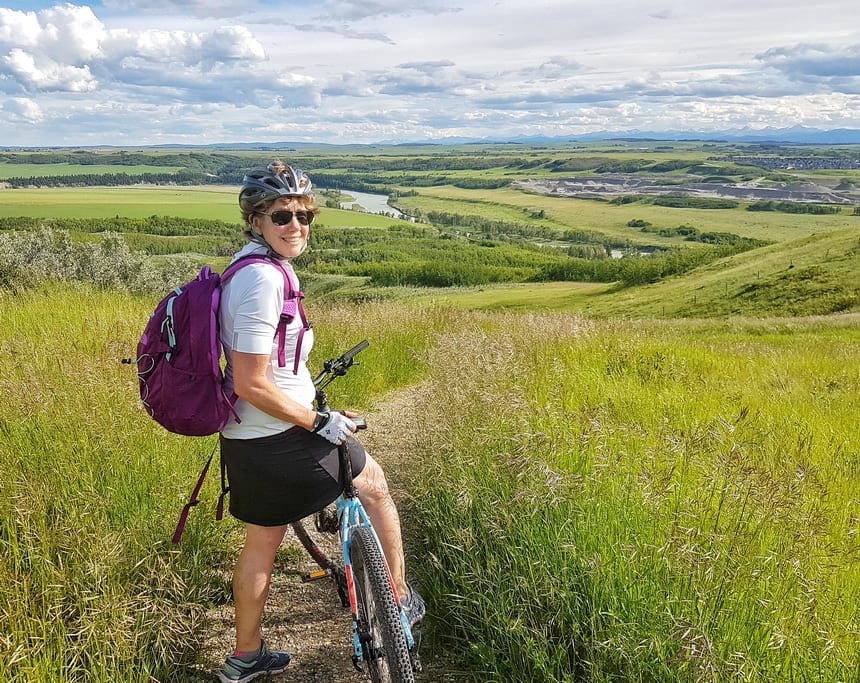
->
[335,189,409,220]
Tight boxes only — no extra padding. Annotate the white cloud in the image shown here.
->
[0,5,277,106]
[37,3,104,62]
[314,0,461,21]
[2,48,97,92]
[3,95,44,122]
[0,8,41,47]
[290,23,395,45]
[101,0,249,18]
[757,43,860,94]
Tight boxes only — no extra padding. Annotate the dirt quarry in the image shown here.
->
[514,175,860,205]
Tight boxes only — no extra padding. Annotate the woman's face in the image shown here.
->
[251,196,312,259]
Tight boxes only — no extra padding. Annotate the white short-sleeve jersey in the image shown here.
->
[219,243,315,439]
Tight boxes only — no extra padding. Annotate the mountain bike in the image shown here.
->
[291,340,420,682]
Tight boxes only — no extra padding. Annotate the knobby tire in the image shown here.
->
[351,526,414,683]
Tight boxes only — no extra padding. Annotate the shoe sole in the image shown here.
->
[217,662,290,683]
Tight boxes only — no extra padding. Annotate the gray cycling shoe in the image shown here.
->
[400,582,426,628]
[218,640,292,683]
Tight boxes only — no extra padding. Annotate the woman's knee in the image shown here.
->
[243,523,288,557]
[354,454,391,502]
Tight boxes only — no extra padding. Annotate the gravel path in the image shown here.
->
[190,386,444,683]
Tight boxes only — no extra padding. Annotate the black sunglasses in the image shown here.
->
[261,210,315,226]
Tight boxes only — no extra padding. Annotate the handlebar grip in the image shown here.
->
[342,339,370,362]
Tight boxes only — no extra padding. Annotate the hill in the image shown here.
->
[591,228,860,318]
[423,229,859,318]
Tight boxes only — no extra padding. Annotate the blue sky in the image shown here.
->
[0,1,859,146]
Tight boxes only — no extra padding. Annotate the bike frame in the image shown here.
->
[306,339,417,669]
[334,441,417,663]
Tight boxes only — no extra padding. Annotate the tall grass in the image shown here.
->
[0,284,441,682]
[407,314,860,681]
[3,276,858,681]
[0,284,226,682]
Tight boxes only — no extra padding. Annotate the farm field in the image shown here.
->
[399,185,860,245]
[0,187,400,227]
[0,186,236,220]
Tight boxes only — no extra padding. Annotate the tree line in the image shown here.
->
[634,223,770,248]
[3,170,237,188]
[0,150,244,170]
[424,209,637,250]
[0,215,239,236]
[1,221,765,293]
[747,201,843,214]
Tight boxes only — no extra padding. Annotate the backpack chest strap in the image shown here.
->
[276,288,309,373]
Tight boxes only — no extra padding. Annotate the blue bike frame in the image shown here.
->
[300,339,418,674]
[335,445,416,662]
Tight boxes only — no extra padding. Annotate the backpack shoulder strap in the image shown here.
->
[221,255,310,373]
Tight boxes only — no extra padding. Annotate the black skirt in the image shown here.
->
[220,427,367,526]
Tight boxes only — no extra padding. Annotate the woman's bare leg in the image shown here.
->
[232,523,288,652]
[353,453,408,599]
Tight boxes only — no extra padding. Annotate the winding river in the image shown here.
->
[336,190,409,220]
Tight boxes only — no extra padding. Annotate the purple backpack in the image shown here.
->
[134,254,309,437]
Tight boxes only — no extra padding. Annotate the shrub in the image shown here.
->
[0,227,200,294]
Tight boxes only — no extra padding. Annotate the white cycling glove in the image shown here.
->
[312,411,356,445]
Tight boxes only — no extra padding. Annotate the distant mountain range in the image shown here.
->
[381,127,860,146]
[10,127,860,150]
[193,127,860,149]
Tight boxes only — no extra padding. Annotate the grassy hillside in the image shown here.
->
[408,312,860,682]
[595,228,860,318]
[0,285,442,682]
[425,229,859,318]
[5,287,856,681]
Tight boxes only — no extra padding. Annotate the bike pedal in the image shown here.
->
[301,569,331,583]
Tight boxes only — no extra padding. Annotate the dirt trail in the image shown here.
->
[192,385,440,683]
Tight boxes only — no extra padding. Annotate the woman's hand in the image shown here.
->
[312,411,356,445]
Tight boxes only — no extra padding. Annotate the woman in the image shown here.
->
[216,162,424,683]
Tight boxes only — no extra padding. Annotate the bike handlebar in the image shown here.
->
[312,339,370,392]
[340,339,370,364]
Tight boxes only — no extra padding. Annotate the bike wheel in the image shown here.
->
[350,526,415,683]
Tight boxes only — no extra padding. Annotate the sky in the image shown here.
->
[0,0,858,147]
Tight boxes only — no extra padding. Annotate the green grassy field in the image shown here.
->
[0,285,442,682]
[1,286,857,682]
[399,186,860,245]
[408,312,860,682]
[0,186,237,220]
[0,187,400,228]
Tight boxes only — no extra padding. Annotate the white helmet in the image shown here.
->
[239,162,313,212]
